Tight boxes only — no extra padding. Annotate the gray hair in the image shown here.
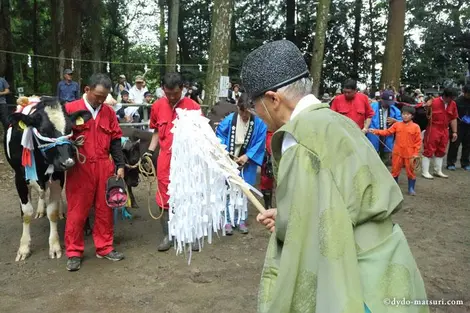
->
[277,77,313,101]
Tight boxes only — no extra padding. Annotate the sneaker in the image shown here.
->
[447,165,456,171]
[225,224,233,236]
[96,250,124,261]
[239,223,249,234]
[463,166,470,171]
[66,257,81,271]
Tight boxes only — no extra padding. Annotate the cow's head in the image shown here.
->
[9,97,92,171]
[122,137,141,187]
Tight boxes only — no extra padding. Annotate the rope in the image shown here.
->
[125,153,164,220]
[72,135,86,164]
[370,134,422,173]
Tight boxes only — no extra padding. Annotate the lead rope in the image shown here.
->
[72,135,86,164]
[125,154,164,220]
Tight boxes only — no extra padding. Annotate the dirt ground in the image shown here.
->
[0,143,469,313]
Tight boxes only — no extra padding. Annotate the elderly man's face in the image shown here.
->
[253,93,283,132]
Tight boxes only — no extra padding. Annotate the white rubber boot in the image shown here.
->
[421,157,434,179]
[433,157,448,178]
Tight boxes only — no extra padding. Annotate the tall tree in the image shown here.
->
[0,0,14,90]
[368,0,377,91]
[89,0,103,73]
[286,0,296,43]
[351,0,362,80]
[310,0,331,97]
[58,0,83,86]
[159,0,166,78]
[380,0,406,90]
[166,0,179,73]
[204,0,234,108]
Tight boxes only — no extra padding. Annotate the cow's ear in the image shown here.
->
[68,110,92,126]
[8,113,36,127]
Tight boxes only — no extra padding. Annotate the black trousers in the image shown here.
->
[447,122,470,167]
[0,103,8,128]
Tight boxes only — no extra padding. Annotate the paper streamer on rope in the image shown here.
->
[144,63,149,73]
[177,64,181,72]
[198,64,202,72]
[27,55,32,68]
[71,59,74,71]
[167,109,253,264]
[107,62,110,73]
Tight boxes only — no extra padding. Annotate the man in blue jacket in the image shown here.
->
[366,89,402,165]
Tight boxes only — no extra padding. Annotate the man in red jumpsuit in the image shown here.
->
[331,79,375,133]
[65,73,125,271]
[144,72,200,251]
[420,88,458,179]
[260,131,274,209]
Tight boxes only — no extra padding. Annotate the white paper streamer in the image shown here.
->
[27,55,32,68]
[106,62,110,73]
[168,109,249,264]
[198,64,202,72]
[176,64,181,72]
[71,59,74,71]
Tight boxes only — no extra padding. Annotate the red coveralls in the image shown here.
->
[372,121,422,179]
[422,97,458,158]
[65,99,122,257]
[149,97,200,209]
[260,131,274,191]
[331,93,375,129]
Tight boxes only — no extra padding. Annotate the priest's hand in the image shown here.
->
[256,208,277,233]
[236,154,249,166]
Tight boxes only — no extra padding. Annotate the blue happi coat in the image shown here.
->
[216,113,267,186]
[367,102,402,152]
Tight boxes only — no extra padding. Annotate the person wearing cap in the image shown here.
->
[418,88,458,179]
[216,93,267,234]
[144,72,201,252]
[114,74,132,98]
[244,40,428,313]
[57,69,80,105]
[331,79,375,133]
[366,89,403,165]
[64,73,125,271]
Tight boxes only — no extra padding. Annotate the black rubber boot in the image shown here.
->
[157,209,173,252]
[262,190,272,210]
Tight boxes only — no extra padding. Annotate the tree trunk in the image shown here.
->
[379,0,406,91]
[369,0,376,91]
[310,0,331,97]
[32,0,38,93]
[50,0,59,91]
[0,0,14,94]
[58,0,83,88]
[90,0,102,73]
[286,0,296,43]
[166,0,179,73]
[159,0,166,79]
[204,0,233,109]
[351,0,362,81]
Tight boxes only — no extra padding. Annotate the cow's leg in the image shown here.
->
[16,173,33,261]
[31,180,47,219]
[46,179,62,259]
[58,173,66,219]
[128,186,139,209]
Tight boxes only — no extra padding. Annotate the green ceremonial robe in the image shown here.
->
[258,102,429,313]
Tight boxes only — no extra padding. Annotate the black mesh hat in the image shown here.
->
[241,40,310,100]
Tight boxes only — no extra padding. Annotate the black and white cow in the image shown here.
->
[3,97,91,261]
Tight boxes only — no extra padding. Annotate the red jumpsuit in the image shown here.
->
[331,93,375,129]
[65,99,122,258]
[149,97,200,209]
[372,121,422,179]
[421,97,458,158]
[260,131,274,191]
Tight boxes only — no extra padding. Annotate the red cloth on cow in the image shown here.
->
[260,131,274,191]
[331,93,375,129]
[64,99,122,258]
[423,97,458,158]
[149,97,201,209]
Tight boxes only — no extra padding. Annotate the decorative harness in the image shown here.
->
[228,113,255,158]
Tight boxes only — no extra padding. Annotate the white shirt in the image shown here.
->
[83,94,101,120]
[281,94,321,154]
[128,85,148,104]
